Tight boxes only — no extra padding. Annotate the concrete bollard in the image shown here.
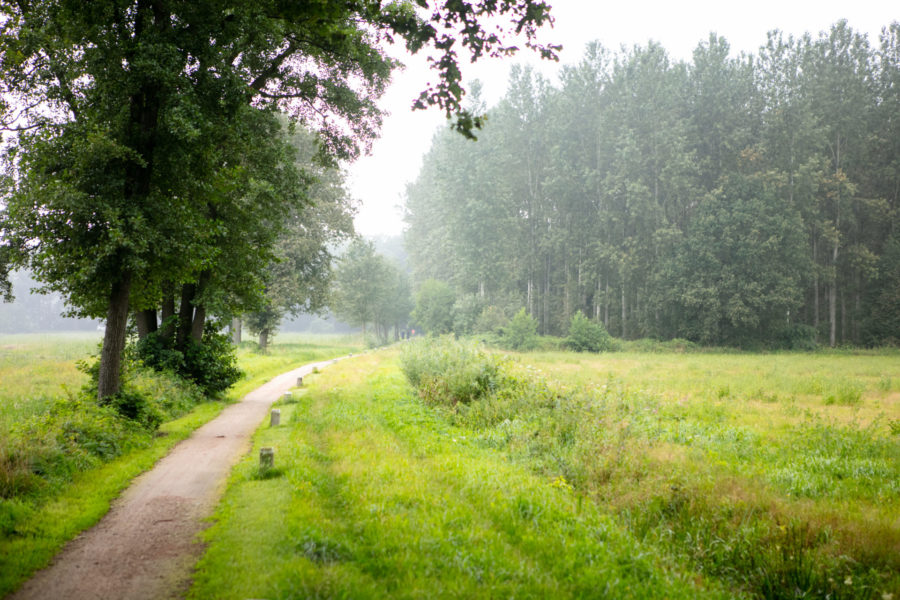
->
[297,376,303,387]
[259,447,274,470]
[283,391,292,402]
[270,409,280,427]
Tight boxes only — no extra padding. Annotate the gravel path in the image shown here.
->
[10,357,346,600]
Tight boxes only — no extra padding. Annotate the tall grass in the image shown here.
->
[400,338,900,599]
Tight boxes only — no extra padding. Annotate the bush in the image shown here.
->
[474,305,509,335]
[777,324,819,351]
[502,308,538,351]
[564,311,613,352]
[136,321,243,397]
[400,336,504,405]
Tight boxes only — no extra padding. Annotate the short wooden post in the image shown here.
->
[270,409,280,427]
[297,376,303,387]
[259,447,274,470]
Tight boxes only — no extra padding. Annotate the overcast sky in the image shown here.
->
[348,0,897,238]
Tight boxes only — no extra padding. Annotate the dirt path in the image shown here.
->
[10,357,347,600]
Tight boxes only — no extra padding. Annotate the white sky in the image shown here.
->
[349,0,897,237]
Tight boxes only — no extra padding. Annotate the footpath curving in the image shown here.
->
[10,357,348,600]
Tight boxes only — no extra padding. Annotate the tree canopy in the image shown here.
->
[0,0,557,397]
[405,22,900,348]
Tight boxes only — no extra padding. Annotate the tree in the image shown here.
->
[243,125,356,351]
[412,279,456,335]
[331,239,392,339]
[0,0,558,398]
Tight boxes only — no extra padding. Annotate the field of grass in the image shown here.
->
[0,331,361,597]
[190,350,726,599]
[193,341,899,599]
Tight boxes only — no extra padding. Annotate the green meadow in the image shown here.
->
[0,332,361,597]
[192,341,899,599]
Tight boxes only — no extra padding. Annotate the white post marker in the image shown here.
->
[297,376,303,387]
[270,409,280,427]
[283,391,292,402]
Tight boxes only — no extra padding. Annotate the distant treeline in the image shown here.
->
[404,21,900,348]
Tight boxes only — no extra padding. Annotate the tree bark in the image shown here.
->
[231,317,242,344]
[259,329,269,352]
[98,273,133,400]
[160,281,176,342]
[190,271,211,342]
[176,282,196,350]
[829,242,838,348]
[135,309,158,339]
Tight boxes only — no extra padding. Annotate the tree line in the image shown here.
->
[405,21,900,348]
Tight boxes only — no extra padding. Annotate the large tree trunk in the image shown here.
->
[98,273,133,400]
[190,271,211,343]
[191,304,206,342]
[231,317,242,344]
[176,282,196,350]
[135,309,157,339]
[160,281,176,342]
[259,329,269,353]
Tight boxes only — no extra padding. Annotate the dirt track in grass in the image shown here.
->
[10,357,347,600]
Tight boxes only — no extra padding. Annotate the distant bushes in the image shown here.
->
[564,311,613,352]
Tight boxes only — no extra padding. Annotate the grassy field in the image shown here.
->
[190,350,726,599]
[0,331,361,597]
[192,342,899,599]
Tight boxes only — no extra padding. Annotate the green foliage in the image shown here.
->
[451,294,486,336]
[331,240,411,342]
[564,311,613,352]
[411,279,456,335]
[404,23,900,348]
[474,305,510,334]
[136,324,243,398]
[777,324,819,351]
[502,308,539,351]
[399,336,504,405]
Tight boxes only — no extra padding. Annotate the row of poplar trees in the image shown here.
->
[405,21,900,347]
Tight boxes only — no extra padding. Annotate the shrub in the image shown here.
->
[777,324,819,351]
[502,308,538,351]
[474,305,509,334]
[564,311,613,352]
[400,336,504,405]
[136,321,243,398]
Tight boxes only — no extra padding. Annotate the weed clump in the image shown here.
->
[400,336,504,405]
